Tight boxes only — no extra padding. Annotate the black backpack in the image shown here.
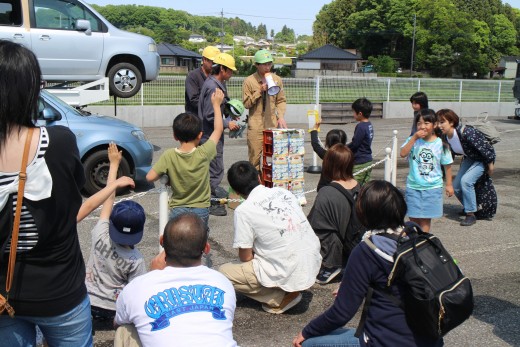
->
[358,222,474,340]
[328,182,366,261]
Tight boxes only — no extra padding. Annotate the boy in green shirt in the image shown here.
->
[146,89,224,230]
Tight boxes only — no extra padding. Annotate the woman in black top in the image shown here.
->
[0,40,92,346]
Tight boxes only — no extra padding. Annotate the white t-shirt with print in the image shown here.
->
[233,186,322,292]
[115,266,237,347]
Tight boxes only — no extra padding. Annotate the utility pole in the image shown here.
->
[410,13,416,77]
[220,9,224,49]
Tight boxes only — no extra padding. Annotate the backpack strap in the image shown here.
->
[328,182,356,206]
[355,286,373,338]
[355,284,404,338]
[327,182,356,242]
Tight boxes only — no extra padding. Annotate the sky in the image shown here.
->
[87,0,520,36]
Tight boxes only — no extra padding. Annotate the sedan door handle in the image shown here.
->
[12,33,24,39]
[39,35,51,41]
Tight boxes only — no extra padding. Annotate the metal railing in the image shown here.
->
[89,75,515,106]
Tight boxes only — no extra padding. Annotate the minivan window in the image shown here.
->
[34,0,100,31]
[0,0,22,26]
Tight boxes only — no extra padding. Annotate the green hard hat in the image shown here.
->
[254,49,273,64]
[226,99,245,117]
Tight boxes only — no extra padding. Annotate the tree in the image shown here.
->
[275,25,295,43]
[257,23,267,38]
[490,14,518,56]
[368,55,397,73]
[312,0,357,48]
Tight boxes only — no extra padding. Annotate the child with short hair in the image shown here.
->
[146,89,225,229]
[310,119,348,191]
[400,109,454,232]
[410,91,429,135]
[348,98,374,185]
[85,143,147,321]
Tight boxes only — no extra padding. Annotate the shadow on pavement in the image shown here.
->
[473,295,520,346]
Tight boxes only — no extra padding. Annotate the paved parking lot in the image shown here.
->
[78,116,520,346]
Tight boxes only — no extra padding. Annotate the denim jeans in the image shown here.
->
[453,158,484,213]
[169,207,210,231]
[302,328,360,347]
[0,294,93,347]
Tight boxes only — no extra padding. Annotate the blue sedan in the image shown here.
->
[37,90,154,195]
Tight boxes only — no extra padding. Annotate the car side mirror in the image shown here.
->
[41,107,62,121]
[76,19,91,35]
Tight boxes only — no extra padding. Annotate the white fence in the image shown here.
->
[90,75,516,106]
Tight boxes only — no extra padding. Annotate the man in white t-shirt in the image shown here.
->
[114,213,237,347]
[219,161,321,314]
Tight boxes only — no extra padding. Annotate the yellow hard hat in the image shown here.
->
[202,46,220,60]
[213,53,237,71]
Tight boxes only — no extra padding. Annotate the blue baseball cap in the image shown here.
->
[109,201,145,246]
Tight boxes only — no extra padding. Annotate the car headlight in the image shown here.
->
[132,130,148,141]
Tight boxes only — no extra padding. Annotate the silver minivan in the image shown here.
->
[0,0,160,98]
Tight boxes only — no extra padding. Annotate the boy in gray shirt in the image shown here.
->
[85,143,147,320]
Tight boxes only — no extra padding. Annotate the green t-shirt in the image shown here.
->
[152,141,217,208]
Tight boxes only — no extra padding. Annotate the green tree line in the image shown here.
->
[312,0,520,77]
[90,4,300,49]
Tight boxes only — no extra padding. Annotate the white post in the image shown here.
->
[384,147,392,182]
[141,83,145,127]
[391,130,398,186]
[417,79,421,91]
[312,75,320,168]
[308,76,322,173]
[387,79,391,102]
[159,174,169,251]
[498,80,502,103]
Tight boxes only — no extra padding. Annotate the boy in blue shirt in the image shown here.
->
[348,98,374,185]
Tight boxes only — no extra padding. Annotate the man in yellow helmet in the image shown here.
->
[184,46,220,115]
[198,53,239,216]
[242,49,287,171]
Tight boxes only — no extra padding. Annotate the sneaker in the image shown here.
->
[209,204,227,216]
[460,215,477,226]
[262,292,302,314]
[315,266,342,284]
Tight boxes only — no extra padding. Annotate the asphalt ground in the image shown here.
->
[77,116,520,347]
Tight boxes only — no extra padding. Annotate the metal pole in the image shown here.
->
[410,14,416,77]
[384,147,392,183]
[159,174,169,251]
[391,130,398,186]
[220,9,224,48]
[140,82,144,124]
[459,80,463,116]
[387,79,391,102]
[308,75,322,173]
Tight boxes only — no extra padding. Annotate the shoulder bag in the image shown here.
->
[0,127,34,317]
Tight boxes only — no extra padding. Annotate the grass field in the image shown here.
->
[91,76,516,106]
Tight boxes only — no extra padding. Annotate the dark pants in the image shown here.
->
[209,141,224,195]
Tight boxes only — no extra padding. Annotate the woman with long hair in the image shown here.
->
[0,40,92,346]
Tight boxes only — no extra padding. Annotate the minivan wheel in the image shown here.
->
[108,63,143,98]
[83,150,131,196]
